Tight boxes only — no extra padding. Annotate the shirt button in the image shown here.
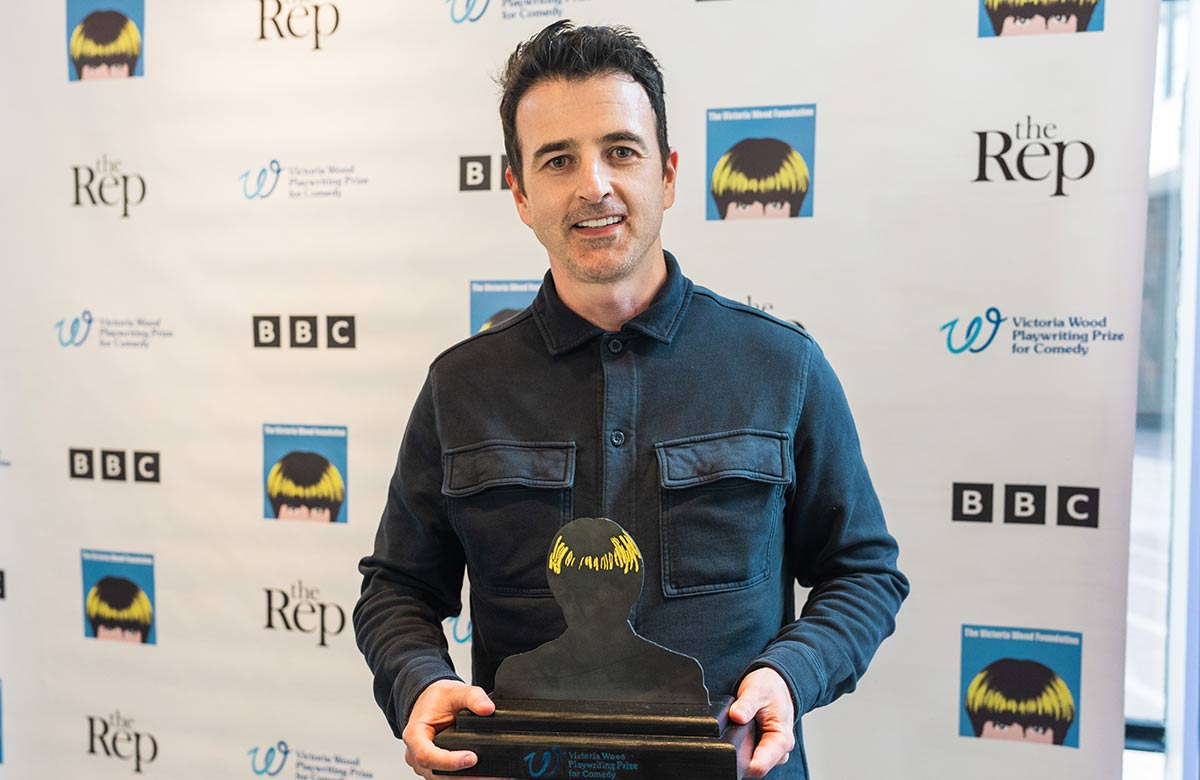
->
[610,430,626,447]
[607,338,624,354]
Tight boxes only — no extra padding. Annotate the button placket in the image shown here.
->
[600,335,637,525]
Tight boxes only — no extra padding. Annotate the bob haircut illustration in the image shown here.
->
[964,658,1076,744]
[86,576,153,643]
[70,10,141,80]
[266,451,346,522]
[710,138,810,219]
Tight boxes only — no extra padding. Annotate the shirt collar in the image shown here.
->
[531,251,693,356]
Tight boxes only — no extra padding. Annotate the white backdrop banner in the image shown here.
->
[0,0,1159,778]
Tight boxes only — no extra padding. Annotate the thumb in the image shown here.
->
[464,686,496,716]
[728,693,760,725]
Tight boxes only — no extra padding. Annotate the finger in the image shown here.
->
[746,729,794,778]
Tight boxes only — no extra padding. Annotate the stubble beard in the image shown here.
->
[557,215,662,286]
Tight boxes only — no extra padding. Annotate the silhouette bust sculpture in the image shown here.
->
[494,517,709,704]
[435,518,752,779]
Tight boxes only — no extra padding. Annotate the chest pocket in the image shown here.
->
[655,429,792,597]
[443,439,575,597]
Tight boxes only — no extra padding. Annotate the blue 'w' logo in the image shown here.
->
[248,741,289,776]
[447,0,489,23]
[940,307,1006,354]
[523,746,562,778]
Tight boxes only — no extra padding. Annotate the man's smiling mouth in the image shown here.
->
[573,215,625,228]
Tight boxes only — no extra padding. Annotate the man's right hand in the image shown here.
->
[402,679,498,780]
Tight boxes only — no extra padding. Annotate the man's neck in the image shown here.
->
[551,244,668,333]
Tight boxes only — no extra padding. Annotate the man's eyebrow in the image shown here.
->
[601,131,648,148]
[532,139,577,163]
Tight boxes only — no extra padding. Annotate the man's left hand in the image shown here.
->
[728,667,796,778]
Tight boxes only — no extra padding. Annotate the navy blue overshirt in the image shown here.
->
[355,253,908,779]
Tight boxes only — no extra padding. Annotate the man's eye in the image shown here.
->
[548,156,569,169]
[612,147,635,159]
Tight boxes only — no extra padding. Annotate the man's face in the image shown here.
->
[507,74,677,286]
[980,720,1055,744]
[999,13,1079,35]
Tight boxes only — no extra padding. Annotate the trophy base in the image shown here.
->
[434,697,753,780]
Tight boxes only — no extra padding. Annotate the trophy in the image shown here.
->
[434,517,753,780]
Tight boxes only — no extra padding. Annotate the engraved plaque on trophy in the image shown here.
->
[434,517,753,780]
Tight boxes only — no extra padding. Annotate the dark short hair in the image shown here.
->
[498,20,669,192]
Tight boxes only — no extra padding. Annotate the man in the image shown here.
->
[354,21,908,780]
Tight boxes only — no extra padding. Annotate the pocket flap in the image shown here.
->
[655,429,791,488]
[442,440,576,497]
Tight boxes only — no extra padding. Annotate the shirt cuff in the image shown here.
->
[396,661,465,733]
[745,642,827,716]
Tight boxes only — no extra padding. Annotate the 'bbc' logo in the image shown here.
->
[253,315,356,349]
[70,450,160,482]
[952,482,1099,527]
[459,155,511,191]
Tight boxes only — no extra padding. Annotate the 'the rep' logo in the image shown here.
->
[258,0,340,49]
[264,580,347,647]
[88,711,158,774]
[973,116,1095,197]
[73,155,146,218]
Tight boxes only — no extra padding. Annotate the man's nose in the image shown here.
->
[575,156,613,203]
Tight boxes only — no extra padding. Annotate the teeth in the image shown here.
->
[577,216,622,228]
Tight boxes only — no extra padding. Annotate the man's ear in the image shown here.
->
[506,166,533,229]
[662,148,679,210]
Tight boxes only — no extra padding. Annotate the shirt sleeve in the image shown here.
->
[748,338,910,715]
[353,369,467,737]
